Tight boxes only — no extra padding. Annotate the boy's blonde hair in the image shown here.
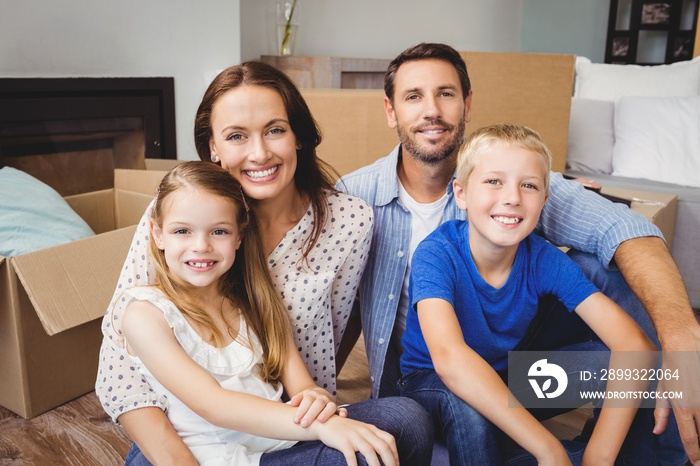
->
[150,161,290,383]
[455,123,552,193]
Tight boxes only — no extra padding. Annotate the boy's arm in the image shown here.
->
[574,292,657,466]
[417,298,570,465]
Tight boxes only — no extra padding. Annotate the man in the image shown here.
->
[339,42,697,465]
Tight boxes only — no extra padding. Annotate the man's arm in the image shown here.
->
[614,236,700,463]
[614,237,697,344]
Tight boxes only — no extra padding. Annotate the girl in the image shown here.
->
[121,161,430,466]
[96,62,432,464]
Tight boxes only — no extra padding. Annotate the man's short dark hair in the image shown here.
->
[384,43,471,102]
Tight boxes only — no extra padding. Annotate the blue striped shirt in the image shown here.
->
[338,144,662,399]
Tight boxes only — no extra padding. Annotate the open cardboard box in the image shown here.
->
[0,167,173,418]
[600,186,678,250]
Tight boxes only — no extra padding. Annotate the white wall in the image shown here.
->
[520,0,610,63]
[241,0,524,61]
[0,0,241,161]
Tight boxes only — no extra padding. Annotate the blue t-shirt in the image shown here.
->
[400,220,599,374]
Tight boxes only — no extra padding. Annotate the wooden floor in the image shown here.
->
[0,338,589,465]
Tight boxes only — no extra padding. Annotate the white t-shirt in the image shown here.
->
[395,181,447,332]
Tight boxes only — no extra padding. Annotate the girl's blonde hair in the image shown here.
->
[149,161,290,383]
[455,123,552,193]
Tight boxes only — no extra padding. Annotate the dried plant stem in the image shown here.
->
[280,0,298,55]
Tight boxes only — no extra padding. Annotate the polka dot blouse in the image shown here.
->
[96,191,373,422]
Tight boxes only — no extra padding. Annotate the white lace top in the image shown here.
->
[123,287,295,466]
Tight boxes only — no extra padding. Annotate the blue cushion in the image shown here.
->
[0,167,95,257]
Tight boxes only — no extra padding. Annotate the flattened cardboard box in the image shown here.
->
[0,168,169,418]
[301,52,575,177]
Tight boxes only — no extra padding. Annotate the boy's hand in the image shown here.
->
[289,388,347,428]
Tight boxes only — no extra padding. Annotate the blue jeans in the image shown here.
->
[125,397,433,466]
[399,368,656,466]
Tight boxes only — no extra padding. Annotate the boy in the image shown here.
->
[399,124,656,466]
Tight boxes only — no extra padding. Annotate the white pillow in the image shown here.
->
[574,56,700,101]
[612,96,700,188]
[566,98,615,174]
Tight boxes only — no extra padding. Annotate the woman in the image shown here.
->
[96,62,431,465]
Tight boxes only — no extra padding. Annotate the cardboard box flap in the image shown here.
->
[115,189,156,229]
[115,168,168,196]
[9,226,137,336]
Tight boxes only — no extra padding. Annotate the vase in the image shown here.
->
[276,1,299,56]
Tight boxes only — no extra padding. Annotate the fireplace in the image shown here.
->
[0,77,176,195]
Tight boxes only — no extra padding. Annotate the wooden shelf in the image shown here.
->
[260,55,391,89]
[605,0,699,64]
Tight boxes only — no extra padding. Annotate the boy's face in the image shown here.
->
[454,141,548,250]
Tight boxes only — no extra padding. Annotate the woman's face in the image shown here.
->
[209,85,298,203]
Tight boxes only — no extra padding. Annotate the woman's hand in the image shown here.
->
[311,415,399,466]
[289,387,347,428]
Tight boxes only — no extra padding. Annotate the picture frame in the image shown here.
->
[640,2,672,25]
[612,35,632,57]
[671,31,694,60]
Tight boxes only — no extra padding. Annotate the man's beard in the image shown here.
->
[397,118,466,166]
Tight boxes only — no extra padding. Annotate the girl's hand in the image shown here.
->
[289,388,347,428]
[311,415,399,466]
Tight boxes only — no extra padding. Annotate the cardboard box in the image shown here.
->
[601,186,678,250]
[0,168,167,418]
[299,52,574,178]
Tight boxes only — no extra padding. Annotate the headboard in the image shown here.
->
[302,51,575,177]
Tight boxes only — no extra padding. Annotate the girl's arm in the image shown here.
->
[123,300,396,466]
[119,407,197,466]
[574,292,656,466]
[279,332,348,428]
[418,298,571,466]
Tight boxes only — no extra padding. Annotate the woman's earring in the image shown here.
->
[211,154,219,163]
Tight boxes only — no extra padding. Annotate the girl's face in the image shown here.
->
[209,85,299,203]
[151,188,242,291]
[454,141,548,251]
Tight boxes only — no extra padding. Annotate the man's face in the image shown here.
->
[385,59,472,165]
